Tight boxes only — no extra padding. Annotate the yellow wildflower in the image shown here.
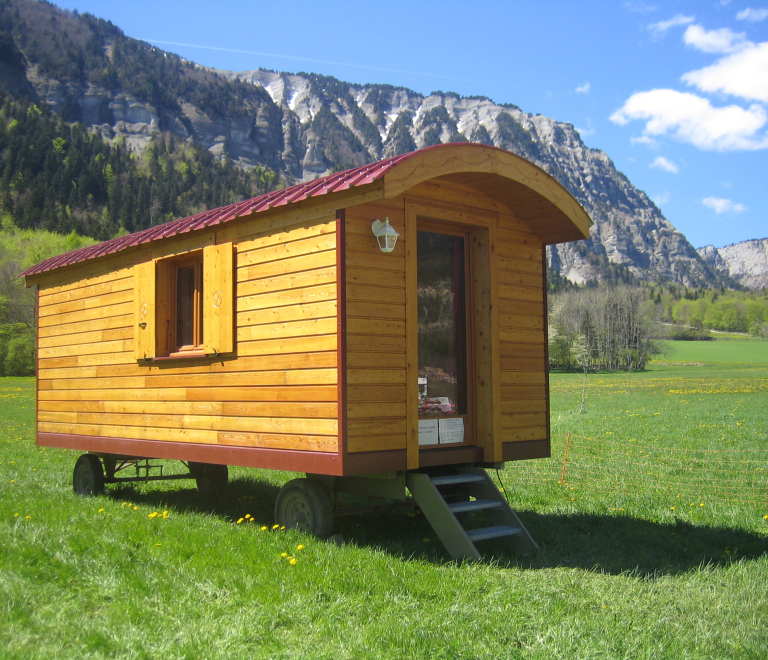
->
[261,526,268,531]
[281,552,288,558]
[236,518,244,524]
[296,544,304,551]
[289,558,298,566]
[272,524,280,530]
[98,508,105,513]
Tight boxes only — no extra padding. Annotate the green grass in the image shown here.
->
[1,339,767,659]
[660,336,768,363]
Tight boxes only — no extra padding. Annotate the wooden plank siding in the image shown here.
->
[344,200,408,454]
[343,181,550,462]
[35,216,340,455]
[496,211,548,447]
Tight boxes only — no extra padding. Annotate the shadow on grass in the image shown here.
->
[104,478,768,575]
[106,476,281,525]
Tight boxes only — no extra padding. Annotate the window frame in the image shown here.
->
[169,252,204,357]
[134,242,235,362]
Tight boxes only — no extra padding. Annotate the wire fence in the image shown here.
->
[512,433,768,507]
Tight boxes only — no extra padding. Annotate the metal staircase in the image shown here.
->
[406,467,538,561]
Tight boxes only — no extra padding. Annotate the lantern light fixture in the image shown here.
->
[371,218,400,253]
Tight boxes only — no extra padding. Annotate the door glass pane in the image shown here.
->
[417,230,467,417]
[176,265,196,347]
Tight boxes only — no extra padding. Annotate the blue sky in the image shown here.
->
[55,0,768,249]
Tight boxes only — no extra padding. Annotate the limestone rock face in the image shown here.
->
[221,71,723,286]
[697,239,768,289]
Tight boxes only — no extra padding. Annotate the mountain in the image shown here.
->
[0,0,733,287]
[697,239,768,290]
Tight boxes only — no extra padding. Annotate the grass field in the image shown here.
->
[1,338,767,659]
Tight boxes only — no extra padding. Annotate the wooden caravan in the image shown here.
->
[23,143,590,559]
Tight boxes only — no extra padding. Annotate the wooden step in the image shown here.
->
[466,525,523,542]
[429,474,486,487]
[448,499,504,514]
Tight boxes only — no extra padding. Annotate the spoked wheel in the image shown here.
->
[73,454,105,496]
[274,478,333,539]
[189,462,228,493]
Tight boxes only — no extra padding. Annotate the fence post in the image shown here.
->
[559,432,572,484]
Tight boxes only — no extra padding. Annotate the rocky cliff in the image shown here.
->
[698,239,768,289]
[0,0,729,287]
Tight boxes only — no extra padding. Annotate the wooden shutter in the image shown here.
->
[203,242,234,355]
[133,260,156,360]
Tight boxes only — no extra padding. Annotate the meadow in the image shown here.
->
[1,338,767,659]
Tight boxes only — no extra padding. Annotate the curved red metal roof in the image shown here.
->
[20,144,449,278]
[21,142,587,279]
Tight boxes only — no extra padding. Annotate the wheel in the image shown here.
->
[73,454,105,496]
[189,462,228,493]
[274,478,333,539]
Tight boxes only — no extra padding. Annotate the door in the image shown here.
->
[416,224,474,447]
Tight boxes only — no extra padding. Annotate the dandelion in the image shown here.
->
[700,503,705,507]
[281,552,288,558]
[236,518,244,524]
[156,543,162,547]
[98,508,105,513]
[272,524,280,530]
[13,513,19,517]
[133,506,139,511]
[280,526,286,530]
[670,507,675,511]
[289,558,297,566]
[764,515,768,520]
[148,512,159,519]
[261,526,268,531]
[296,544,304,551]
[25,516,31,519]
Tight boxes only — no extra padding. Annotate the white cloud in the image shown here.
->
[575,82,590,94]
[653,191,671,205]
[683,24,749,53]
[630,134,657,146]
[682,41,768,101]
[702,197,748,213]
[736,8,768,22]
[610,89,768,150]
[624,2,658,14]
[649,14,695,35]
[650,156,679,172]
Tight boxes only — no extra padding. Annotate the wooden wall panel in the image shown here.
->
[35,215,340,455]
[496,210,548,446]
[344,200,408,454]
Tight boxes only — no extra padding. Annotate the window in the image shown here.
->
[171,255,204,355]
[134,242,234,361]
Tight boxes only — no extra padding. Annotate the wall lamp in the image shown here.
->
[371,218,400,253]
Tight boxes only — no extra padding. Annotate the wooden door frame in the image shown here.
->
[404,200,500,469]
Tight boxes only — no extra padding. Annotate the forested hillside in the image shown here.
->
[0,92,277,240]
